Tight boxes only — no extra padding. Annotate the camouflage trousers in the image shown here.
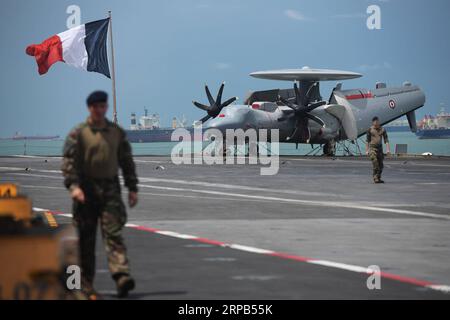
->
[72,177,130,285]
[369,146,384,181]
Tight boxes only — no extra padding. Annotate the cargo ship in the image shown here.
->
[384,118,410,132]
[125,109,194,143]
[416,107,450,139]
[0,132,60,141]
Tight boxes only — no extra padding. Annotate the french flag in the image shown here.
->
[26,18,110,78]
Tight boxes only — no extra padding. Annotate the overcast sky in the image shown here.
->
[1,0,449,136]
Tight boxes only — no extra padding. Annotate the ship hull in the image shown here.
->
[416,128,450,139]
[125,128,198,143]
[0,135,60,141]
[385,126,410,133]
[126,129,176,143]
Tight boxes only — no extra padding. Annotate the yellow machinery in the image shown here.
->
[0,183,80,300]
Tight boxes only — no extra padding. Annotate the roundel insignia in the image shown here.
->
[389,100,396,109]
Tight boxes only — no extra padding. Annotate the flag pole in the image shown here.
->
[108,10,118,124]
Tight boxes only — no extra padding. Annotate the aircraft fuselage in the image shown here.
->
[205,82,425,145]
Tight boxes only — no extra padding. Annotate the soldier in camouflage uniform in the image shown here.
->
[62,91,138,299]
[366,116,391,183]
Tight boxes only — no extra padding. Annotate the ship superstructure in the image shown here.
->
[416,106,450,139]
[126,109,192,143]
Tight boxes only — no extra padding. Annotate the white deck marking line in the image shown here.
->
[138,192,279,203]
[18,183,450,209]
[34,207,73,218]
[0,167,61,173]
[21,185,63,190]
[19,184,284,204]
[134,159,165,164]
[284,158,450,168]
[415,182,450,185]
[137,183,450,220]
[427,285,450,293]
[4,166,448,199]
[155,230,198,239]
[5,173,62,180]
[38,207,450,294]
[308,260,369,273]
[7,171,449,220]
[125,223,139,227]
[135,177,345,198]
[1,166,348,199]
[227,244,275,255]
[18,182,450,210]
[58,213,73,218]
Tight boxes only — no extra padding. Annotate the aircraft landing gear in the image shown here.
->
[323,140,336,157]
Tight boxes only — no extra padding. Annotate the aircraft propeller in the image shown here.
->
[278,82,326,141]
[192,83,238,123]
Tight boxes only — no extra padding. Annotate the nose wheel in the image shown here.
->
[323,140,336,157]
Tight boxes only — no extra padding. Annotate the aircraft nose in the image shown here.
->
[205,119,226,133]
[203,105,249,134]
[205,117,241,133]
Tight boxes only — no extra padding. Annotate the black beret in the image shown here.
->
[372,116,379,122]
[86,91,108,106]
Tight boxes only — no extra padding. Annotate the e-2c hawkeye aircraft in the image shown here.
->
[192,67,425,156]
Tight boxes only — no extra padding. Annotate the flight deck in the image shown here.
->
[1,155,449,299]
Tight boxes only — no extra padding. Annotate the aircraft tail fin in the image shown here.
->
[406,110,417,133]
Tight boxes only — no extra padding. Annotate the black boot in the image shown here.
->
[114,273,135,298]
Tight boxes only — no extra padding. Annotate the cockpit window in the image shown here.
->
[251,102,278,113]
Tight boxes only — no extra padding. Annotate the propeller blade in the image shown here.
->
[195,82,236,120]
[305,82,317,100]
[278,95,295,109]
[287,126,299,141]
[199,115,212,123]
[221,96,237,108]
[305,113,325,127]
[281,109,295,115]
[328,90,335,104]
[193,101,210,111]
[205,85,215,106]
[216,83,225,105]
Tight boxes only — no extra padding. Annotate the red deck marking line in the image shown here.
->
[130,225,160,233]
[379,271,433,287]
[268,252,310,262]
[41,208,449,294]
[129,225,450,293]
[195,238,226,246]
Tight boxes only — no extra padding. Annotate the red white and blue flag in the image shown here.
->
[26,18,110,78]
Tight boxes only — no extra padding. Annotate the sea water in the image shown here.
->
[0,132,449,157]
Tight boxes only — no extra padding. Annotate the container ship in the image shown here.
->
[416,107,450,139]
[125,109,194,143]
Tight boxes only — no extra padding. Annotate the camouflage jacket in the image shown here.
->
[61,118,138,192]
[366,126,389,147]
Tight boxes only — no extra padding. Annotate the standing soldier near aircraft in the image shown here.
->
[366,116,391,183]
[62,91,138,299]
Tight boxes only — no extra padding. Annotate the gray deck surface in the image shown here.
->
[1,155,449,299]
